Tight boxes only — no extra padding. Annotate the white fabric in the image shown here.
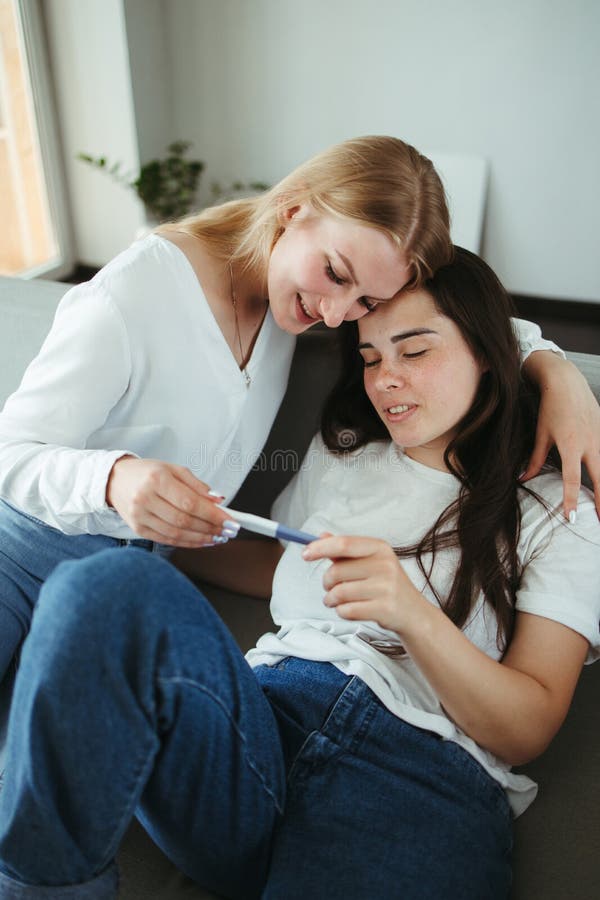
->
[511,317,564,362]
[0,226,560,539]
[0,235,296,537]
[247,435,600,816]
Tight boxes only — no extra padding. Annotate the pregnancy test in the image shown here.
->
[220,506,319,545]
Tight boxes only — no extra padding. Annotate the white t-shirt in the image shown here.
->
[0,235,296,537]
[246,436,600,816]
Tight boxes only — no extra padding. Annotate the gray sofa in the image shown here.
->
[1,274,599,899]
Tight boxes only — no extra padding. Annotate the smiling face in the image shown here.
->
[358,289,487,471]
[266,205,412,334]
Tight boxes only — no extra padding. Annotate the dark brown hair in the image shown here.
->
[321,246,555,649]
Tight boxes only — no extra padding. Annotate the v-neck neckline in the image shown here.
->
[153,234,272,387]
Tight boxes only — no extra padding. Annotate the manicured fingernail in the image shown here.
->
[518,471,526,481]
[208,490,225,499]
[568,510,577,525]
[210,535,229,545]
[221,520,240,538]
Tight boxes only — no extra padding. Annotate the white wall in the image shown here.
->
[164,0,600,303]
[122,0,173,163]
[43,0,143,263]
[42,0,600,301]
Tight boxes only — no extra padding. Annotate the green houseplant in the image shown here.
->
[78,141,269,223]
[78,140,204,222]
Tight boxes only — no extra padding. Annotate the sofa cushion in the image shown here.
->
[0,277,64,405]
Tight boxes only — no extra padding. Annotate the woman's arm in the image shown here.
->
[393,604,587,766]
[0,285,133,531]
[304,534,590,765]
[521,351,600,520]
[0,281,232,544]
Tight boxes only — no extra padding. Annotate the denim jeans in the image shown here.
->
[0,549,513,900]
[0,499,169,683]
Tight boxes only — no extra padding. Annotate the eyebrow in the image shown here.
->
[334,249,357,285]
[334,248,400,303]
[357,328,437,350]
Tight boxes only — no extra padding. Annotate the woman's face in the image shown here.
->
[267,205,411,335]
[358,289,486,471]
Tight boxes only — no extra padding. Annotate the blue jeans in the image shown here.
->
[0,549,513,899]
[0,499,169,683]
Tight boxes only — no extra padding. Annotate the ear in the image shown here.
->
[478,355,491,375]
[276,199,309,227]
[282,204,302,223]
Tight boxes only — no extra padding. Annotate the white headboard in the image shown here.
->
[426,152,489,253]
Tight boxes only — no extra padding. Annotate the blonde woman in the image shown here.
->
[0,137,597,685]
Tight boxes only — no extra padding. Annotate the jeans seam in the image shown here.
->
[318,675,358,735]
[97,736,158,873]
[285,675,358,785]
[157,676,284,815]
[0,865,119,898]
[338,683,380,757]
[0,547,42,603]
[0,501,51,530]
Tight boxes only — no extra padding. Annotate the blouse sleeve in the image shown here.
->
[0,282,134,532]
[511,317,565,362]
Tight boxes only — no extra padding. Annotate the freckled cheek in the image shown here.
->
[414,362,452,413]
[435,366,479,422]
[364,378,377,409]
[455,358,483,401]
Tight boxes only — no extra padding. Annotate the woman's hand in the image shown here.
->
[521,353,600,520]
[302,534,425,633]
[106,456,236,547]
[303,536,589,765]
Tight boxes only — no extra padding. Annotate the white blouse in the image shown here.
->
[0,235,296,537]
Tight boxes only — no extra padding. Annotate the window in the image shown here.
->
[0,0,72,278]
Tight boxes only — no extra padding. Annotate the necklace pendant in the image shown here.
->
[243,368,251,388]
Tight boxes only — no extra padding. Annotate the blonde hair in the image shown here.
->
[159,136,452,288]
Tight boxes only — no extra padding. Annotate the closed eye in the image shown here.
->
[327,261,377,312]
[359,297,377,312]
[326,262,345,285]
[362,349,427,366]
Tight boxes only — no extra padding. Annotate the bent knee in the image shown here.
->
[37,548,169,629]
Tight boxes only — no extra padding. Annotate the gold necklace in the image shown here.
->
[229,262,251,388]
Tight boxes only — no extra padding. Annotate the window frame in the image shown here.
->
[11,0,73,280]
